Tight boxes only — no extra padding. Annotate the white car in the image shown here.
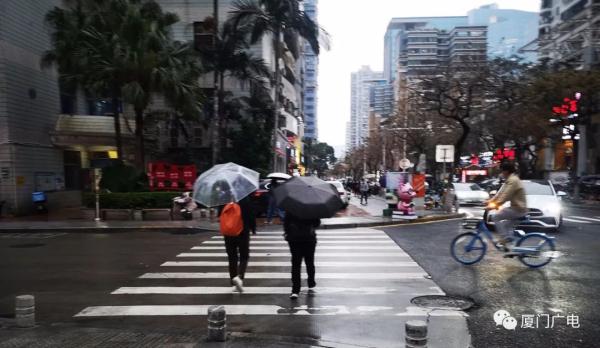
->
[452,183,490,206]
[327,181,350,208]
[485,180,564,232]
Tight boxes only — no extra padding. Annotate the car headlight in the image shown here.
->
[544,202,562,215]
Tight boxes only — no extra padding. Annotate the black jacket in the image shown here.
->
[284,214,320,242]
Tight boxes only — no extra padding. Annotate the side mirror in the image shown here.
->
[489,190,497,196]
[556,191,567,197]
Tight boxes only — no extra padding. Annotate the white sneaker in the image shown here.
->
[232,276,244,293]
[289,293,299,299]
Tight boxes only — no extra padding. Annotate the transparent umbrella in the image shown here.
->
[192,163,260,207]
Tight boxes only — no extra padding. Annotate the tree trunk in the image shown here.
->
[218,73,226,160]
[134,107,145,169]
[452,119,471,181]
[112,87,123,162]
[211,0,220,166]
[271,27,282,172]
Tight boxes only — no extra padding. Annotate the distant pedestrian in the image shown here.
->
[266,179,285,224]
[360,179,370,205]
[284,213,320,299]
[220,195,256,293]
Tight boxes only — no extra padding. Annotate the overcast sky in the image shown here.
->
[316,0,540,155]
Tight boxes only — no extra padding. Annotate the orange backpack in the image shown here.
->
[220,202,244,237]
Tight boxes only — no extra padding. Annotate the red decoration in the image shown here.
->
[147,162,197,191]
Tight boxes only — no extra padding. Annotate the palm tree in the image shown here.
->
[229,0,327,171]
[198,19,271,164]
[45,0,204,167]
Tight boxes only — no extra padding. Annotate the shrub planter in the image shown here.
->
[80,208,98,220]
[142,209,173,221]
[103,209,133,221]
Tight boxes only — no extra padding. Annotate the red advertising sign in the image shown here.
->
[412,174,426,198]
[147,162,197,191]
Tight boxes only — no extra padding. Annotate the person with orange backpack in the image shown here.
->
[219,195,256,293]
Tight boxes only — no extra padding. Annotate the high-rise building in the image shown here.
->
[369,81,394,119]
[384,17,468,82]
[346,66,384,151]
[468,4,538,62]
[301,0,319,141]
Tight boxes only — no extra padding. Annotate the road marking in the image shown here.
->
[75,305,461,317]
[257,231,387,235]
[215,236,391,240]
[563,217,591,224]
[568,216,600,222]
[139,272,427,279]
[111,286,415,295]
[161,261,417,267]
[191,246,400,250]
[201,240,396,245]
[177,252,410,258]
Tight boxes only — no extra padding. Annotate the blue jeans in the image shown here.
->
[267,196,285,222]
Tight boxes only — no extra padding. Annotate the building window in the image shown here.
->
[306,97,314,102]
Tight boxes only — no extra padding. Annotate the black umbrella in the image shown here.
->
[273,176,344,219]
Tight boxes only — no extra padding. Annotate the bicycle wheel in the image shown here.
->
[451,232,487,265]
[516,234,556,268]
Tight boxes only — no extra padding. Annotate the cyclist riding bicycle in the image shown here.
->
[487,161,527,249]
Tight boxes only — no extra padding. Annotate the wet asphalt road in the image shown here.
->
[382,204,600,348]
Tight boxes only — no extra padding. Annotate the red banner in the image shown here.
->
[412,174,426,198]
[147,162,197,191]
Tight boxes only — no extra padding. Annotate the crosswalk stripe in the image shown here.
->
[201,240,396,245]
[569,216,600,222]
[215,236,391,240]
[139,272,426,279]
[257,231,387,235]
[111,286,413,295]
[192,246,401,250]
[75,305,464,317]
[563,217,591,224]
[161,261,417,267]
[177,252,410,258]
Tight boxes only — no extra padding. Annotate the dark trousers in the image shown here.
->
[360,191,369,204]
[224,233,250,281]
[288,241,317,293]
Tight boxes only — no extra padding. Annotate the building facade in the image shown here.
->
[301,0,319,141]
[346,66,384,151]
[467,3,538,62]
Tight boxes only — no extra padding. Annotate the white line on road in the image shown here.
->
[213,236,391,240]
[256,231,387,235]
[191,246,401,250]
[75,305,462,317]
[139,272,427,279]
[563,217,591,224]
[177,252,410,258]
[568,216,600,222]
[202,240,397,245]
[111,286,414,295]
[161,261,417,267]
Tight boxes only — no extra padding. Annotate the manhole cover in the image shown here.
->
[411,295,474,311]
[9,243,46,248]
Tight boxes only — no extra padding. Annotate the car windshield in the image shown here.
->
[454,183,483,191]
[523,181,554,195]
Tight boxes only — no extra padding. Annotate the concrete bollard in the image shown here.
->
[405,320,427,348]
[15,295,35,328]
[200,209,208,218]
[207,305,226,342]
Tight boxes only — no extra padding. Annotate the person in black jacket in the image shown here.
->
[223,195,256,293]
[284,213,320,299]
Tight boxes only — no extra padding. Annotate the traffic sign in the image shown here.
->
[436,145,454,163]
[399,158,413,170]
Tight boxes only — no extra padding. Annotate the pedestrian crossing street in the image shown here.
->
[74,228,458,319]
[562,215,600,224]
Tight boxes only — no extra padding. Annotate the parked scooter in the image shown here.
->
[32,192,48,214]
[173,192,197,220]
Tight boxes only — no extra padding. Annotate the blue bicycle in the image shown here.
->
[451,216,557,268]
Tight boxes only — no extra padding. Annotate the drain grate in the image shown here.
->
[411,295,474,311]
[9,243,46,248]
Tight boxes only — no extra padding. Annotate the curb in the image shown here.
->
[319,213,465,229]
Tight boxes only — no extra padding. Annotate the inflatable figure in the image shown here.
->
[396,181,416,215]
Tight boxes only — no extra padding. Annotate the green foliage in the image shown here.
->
[305,140,336,175]
[82,192,177,209]
[99,165,148,192]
